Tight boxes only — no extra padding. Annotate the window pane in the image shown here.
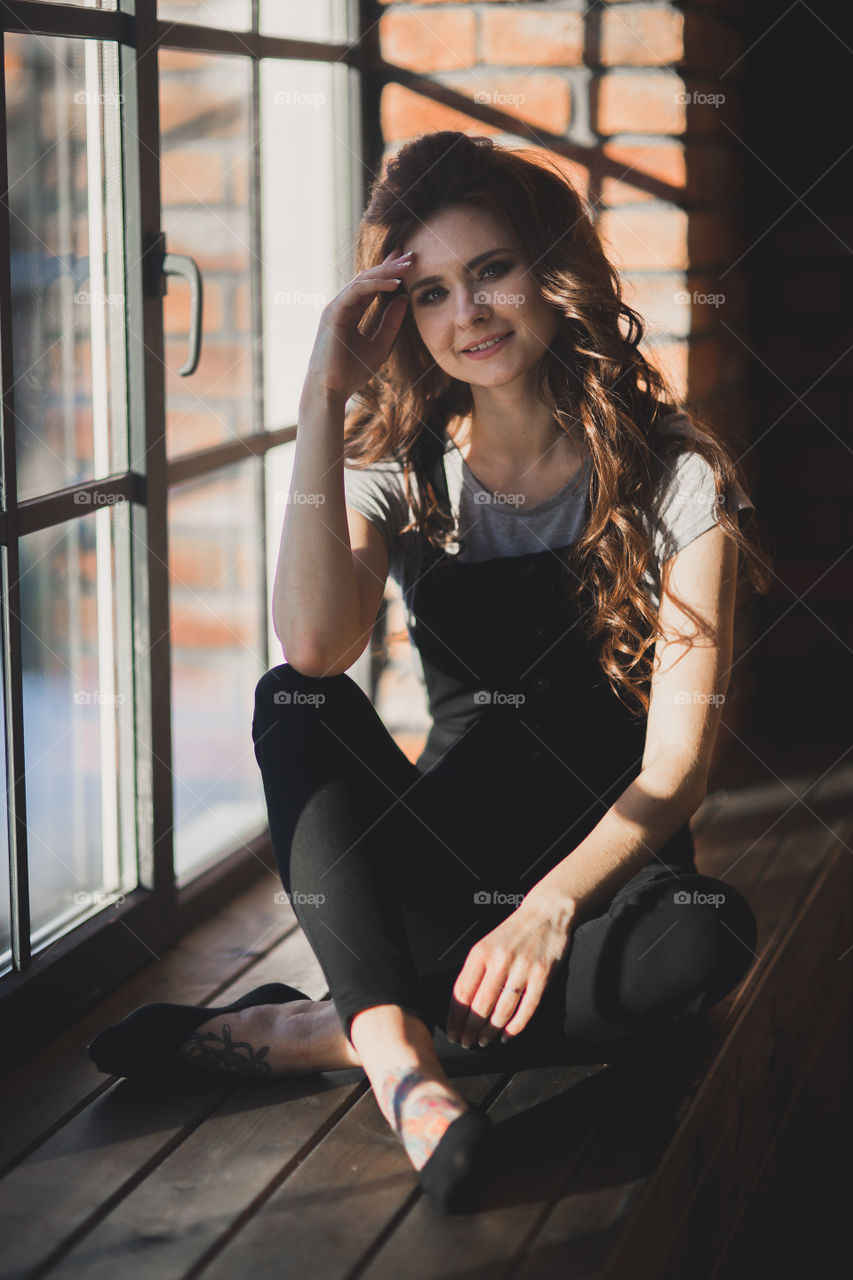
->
[4,34,128,502]
[158,0,250,30]
[0,661,10,973]
[18,503,137,947]
[259,0,352,40]
[159,51,253,456]
[260,60,358,429]
[169,460,266,881]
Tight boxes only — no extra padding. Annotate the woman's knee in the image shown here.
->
[645,872,758,998]
[252,663,364,741]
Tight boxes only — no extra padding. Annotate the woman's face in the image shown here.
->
[400,204,560,390]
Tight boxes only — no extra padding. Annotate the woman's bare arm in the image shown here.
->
[270,246,411,674]
[272,385,365,673]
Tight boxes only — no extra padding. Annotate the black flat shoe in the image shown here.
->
[87,981,312,1079]
[417,1103,496,1214]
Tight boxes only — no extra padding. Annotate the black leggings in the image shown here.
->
[251,663,758,1067]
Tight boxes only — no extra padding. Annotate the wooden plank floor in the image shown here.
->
[1,763,851,1280]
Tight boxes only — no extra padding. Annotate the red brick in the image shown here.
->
[522,145,591,203]
[599,204,689,271]
[378,0,512,4]
[601,140,686,204]
[160,150,226,204]
[687,332,748,399]
[601,6,684,66]
[169,608,256,651]
[683,11,746,78]
[481,10,584,67]
[683,143,744,204]
[382,73,570,142]
[381,82,499,142]
[687,211,742,270]
[621,272,690,339]
[596,71,686,135]
[159,87,245,139]
[164,278,226,337]
[380,10,476,71]
[233,280,252,332]
[166,410,233,458]
[463,71,571,134]
[164,340,252,399]
[170,538,228,590]
[647,338,688,400]
[230,153,250,207]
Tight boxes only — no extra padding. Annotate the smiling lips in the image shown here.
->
[460,331,514,357]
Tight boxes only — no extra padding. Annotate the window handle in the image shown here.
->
[161,251,203,376]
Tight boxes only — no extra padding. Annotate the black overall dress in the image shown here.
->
[406,422,697,889]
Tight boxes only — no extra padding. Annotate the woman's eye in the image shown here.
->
[416,260,512,306]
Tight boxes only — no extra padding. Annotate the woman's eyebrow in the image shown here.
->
[408,247,512,292]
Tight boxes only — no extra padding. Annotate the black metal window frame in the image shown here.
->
[0,0,383,1063]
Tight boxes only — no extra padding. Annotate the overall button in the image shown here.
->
[531,624,546,639]
[533,675,551,691]
[530,748,543,760]
[522,561,537,575]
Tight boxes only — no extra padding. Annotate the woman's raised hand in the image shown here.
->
[303,247,414,402]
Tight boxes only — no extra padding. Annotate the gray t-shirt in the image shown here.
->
[343,411,754,659]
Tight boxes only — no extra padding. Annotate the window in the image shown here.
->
[0,0,365,1047]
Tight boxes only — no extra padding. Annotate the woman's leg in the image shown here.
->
[249,661,467,1044]
[430,857,759,1062]
[557,861,759,1043]
[197,661,494,1178]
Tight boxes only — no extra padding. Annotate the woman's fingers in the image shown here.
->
[472,983,526,1048]
[499,975,547,1043]
[327,259,412,325]
[446,953,487,1042]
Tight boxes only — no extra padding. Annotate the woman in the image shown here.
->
[89,132,772,1214]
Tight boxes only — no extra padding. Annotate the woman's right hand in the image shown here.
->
[303,248,414,402]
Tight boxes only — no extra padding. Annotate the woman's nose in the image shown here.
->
[454,285,491,327]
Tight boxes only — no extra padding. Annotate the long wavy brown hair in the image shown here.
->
[343,130,773,717]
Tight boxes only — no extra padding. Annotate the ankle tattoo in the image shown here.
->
[177,1022,272,1077]
[377,1066,466,1169]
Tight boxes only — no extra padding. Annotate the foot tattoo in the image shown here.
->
[377,1065,468,1171]
[176,1021,272,1077]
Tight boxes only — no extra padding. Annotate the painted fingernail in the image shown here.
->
[500,1033,509,1044]
[478,1035,489,1048]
